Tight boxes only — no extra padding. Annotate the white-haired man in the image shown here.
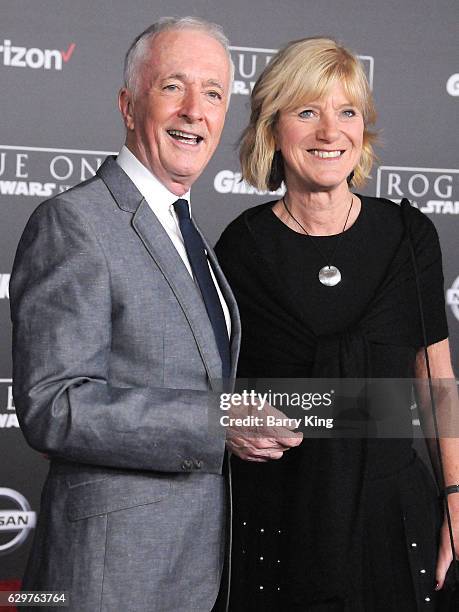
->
[10,17,299,612]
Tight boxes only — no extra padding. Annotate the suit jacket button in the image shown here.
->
[194,460,203,469]
[181,459,193,471]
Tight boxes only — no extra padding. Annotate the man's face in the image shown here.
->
[119,29,231,195]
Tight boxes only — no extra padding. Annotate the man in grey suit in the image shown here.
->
[10,16,299,612]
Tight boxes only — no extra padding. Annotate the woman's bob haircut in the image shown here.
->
[240,37,378,191]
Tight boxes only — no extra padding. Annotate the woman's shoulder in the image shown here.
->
[215,201,277,272]
[360,194,439,241]
[359,194,404,221]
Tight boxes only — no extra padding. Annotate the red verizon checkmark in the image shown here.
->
[61,42,76,63]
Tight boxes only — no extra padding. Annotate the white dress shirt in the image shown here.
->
[116,145,231,337]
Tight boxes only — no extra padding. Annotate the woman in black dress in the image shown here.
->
[216,37,459,611]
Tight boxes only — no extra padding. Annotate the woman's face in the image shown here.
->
[274,82,364,193]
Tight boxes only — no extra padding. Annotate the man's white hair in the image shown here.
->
[123,16,234,101]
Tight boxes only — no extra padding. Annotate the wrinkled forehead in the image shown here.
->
[140,29,230,84]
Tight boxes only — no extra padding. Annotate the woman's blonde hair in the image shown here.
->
[240,37,377,191]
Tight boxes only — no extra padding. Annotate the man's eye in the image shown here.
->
[207,91,222,100]
[298,109,315,118]
[163,84,179,91]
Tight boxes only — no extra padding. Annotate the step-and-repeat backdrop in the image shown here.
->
[1,0,458,586]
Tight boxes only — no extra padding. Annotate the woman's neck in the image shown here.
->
[275,186,361,236]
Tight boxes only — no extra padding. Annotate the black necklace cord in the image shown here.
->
[282,193,353,266]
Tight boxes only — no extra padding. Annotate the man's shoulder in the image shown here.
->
[30,169,115,229]
[58,174,108,203]
[51,170,109,207]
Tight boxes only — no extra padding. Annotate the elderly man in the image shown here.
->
[10,17,299,612]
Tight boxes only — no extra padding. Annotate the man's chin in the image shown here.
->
[161,167,205,196]
[168,163,208,184]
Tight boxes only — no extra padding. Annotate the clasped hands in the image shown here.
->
[225,397,303,462]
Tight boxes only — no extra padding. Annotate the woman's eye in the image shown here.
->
[298,109,315,118]
[342,109,357,117]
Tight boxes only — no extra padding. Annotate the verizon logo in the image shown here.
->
[0,39,76,71]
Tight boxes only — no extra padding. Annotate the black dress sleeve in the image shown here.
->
[407,205,449,347]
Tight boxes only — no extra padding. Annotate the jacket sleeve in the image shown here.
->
[10,198,226,474]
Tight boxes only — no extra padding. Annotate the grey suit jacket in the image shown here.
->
[10,156,241,612]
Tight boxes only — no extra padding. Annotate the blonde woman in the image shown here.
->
[216,37,458,611]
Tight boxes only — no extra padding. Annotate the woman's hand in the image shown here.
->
[415,339,459,590]
[436,497,459,590]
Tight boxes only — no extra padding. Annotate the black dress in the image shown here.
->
[215,196,449,612]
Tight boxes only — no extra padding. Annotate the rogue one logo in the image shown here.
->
[229,46,374,95]
[0,39,75,70]
[0,275,9,300]
[0,146,116,197]
[0,488,36,555]
[447,277,459,322]
[229,46,275,96]
[376,166,459,214]
[446,74,459,97]
[0,379,18,429]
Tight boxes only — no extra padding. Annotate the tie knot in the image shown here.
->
[173,198,190,221]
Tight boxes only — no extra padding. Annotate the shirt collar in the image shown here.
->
[116,145,191,210]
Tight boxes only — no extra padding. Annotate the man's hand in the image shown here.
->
[224,397,303,462]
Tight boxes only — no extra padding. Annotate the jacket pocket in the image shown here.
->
[66,473,171,521]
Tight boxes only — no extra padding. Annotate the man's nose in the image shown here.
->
[179,89,203,122]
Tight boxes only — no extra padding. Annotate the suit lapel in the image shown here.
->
[97,156,238,384]
[132,201,224,383]
[97,156,142,213]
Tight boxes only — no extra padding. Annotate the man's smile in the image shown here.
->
[167,129,204,145]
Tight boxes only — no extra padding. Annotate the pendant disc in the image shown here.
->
[318,265,341,286]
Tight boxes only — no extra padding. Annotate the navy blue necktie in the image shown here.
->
[173,199,230,379]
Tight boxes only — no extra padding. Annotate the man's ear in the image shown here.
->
[118,88,135,131]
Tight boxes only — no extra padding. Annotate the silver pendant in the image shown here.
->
[318,265,341,286]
